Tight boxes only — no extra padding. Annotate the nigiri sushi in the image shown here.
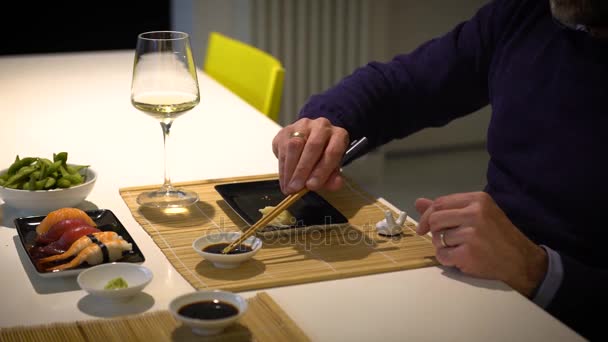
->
[47,239,133,272]
[37,232,121,265]
[36,208,96,235]
[36,218,94,244]
[36,225,101,256]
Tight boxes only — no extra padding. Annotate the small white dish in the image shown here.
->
[192,232,262,269]
[0,166,97,215]
[169,290,248,336]
[77,262,152,300]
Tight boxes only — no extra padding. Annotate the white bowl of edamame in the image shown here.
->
[0,155,97,215]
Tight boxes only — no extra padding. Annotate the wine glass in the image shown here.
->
[131,31,200,208]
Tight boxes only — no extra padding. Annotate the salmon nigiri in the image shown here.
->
[36,208,96,235]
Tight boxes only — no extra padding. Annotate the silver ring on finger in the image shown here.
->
[440,230,450,248]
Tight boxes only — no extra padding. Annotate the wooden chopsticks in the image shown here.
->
[221,136,368,254]
[221,188,308,254]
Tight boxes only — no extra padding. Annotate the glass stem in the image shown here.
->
[160,120,174,192]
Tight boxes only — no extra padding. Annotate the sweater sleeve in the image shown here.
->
[298,0,511,149]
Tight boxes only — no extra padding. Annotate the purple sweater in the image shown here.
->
[299,0,607,339]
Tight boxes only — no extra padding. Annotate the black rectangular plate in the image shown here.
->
[214,179,348,234]
[14,209,145,278]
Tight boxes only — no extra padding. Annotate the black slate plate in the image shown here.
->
[14,209,145,278]
[215,179,348,235]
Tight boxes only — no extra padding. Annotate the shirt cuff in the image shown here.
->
[532,245,564,308]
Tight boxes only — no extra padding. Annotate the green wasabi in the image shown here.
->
[104,277,128,290]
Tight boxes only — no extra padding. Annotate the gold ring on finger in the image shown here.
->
[289,131,307,140]
[440,231,450,248]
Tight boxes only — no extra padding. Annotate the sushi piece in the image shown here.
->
[36,225,101,256]
[37,232,121,265]
[258,206,295,226]
[36,208,96,235]
[46,239,133,272]
[36,218,94,244]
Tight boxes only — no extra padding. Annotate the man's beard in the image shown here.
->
[550,0,608,27]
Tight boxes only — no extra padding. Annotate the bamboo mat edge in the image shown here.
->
[215,257,437,293]
[251,292,310,342]
[0,291,309,342]
[119,173,279,193]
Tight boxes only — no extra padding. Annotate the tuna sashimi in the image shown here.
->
[36,208,96,235]
[36,225,100,256]
[36,218,93,244]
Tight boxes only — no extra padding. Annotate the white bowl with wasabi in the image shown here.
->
[77,262,152,300]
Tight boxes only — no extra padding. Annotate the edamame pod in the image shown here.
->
[34,179,47,190]
[57,178,71,188]
[5,166,36,186]
[66,164,88,174]
[59,165,83,184]
[53,152,68,165]
[47,161,62,175]
[7,157,36,176]
[43,177,56,189]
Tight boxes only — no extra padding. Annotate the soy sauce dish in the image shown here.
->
[192,232,262,269]
[169,290,248,336]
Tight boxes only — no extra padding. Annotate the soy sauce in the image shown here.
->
[178,300,239,319]
[203,243,252,254]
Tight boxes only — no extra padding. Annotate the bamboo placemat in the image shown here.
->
[0,292,309,342]
[119,174,437,292]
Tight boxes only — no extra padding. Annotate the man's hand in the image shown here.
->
[415,192,548,297]
[272,118,349,194]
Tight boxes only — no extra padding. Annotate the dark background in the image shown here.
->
[0,1,171,55]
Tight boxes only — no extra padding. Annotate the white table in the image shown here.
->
[0,51,583,341]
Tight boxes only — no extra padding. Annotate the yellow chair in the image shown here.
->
[204,32,285,122]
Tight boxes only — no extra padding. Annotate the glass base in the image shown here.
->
[136,188,199,208]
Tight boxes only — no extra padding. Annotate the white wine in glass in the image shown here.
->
[131,31,200,208]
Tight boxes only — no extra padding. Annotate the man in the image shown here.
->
[272,0,607,340]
